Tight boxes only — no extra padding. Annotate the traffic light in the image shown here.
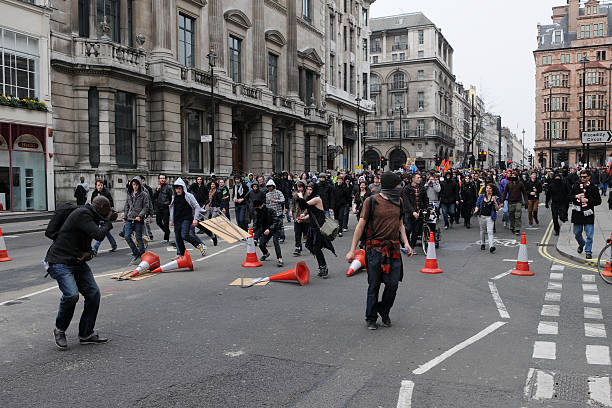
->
[528,154,534,166]
[477,151,488,162]
[380,156,386,169]
[507,159,512,166]
[435,155,441,166]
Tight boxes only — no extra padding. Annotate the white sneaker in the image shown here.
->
[198,243,207,256]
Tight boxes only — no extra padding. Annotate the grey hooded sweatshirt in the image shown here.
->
[169,177,204,223]
[124,177,151,221]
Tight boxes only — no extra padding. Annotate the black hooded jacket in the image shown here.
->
[440,173,459,204]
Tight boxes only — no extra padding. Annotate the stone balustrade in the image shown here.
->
[74,38,146,75]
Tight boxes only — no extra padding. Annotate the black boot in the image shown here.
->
[534,212,539,225]
[318,266,329,279]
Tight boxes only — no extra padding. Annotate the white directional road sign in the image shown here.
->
[582,130,612,144]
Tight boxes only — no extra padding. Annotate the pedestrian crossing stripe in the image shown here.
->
[523,369,612,406]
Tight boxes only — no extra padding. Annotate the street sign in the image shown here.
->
[581,131,612,144]
[200,134,212,143]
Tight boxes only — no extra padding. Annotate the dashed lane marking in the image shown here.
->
[491,270,512,280]
[586,345,611,365]
[582,274,596,283]
[541,304,560,317]
[544,292,561,302]
[396,380,414,408]
[582,283,598,292]
[549,272,563,281]
[585,307,604,320]
[537,321,558,335]
[532,341,556,360]
[533,369,555,400]
[550,264,565,271]
[547,282,562,291]
[488,281,510,319]
[583,294,601,304]
[585,323,607,338]
[412,321,507,375]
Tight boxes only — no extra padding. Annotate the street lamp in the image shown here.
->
[356,97,361,170]
[581,55,589,167]
[207,46,217,174]
[522,128,525,170]
[394,103,404,170]
[548,81,553,168]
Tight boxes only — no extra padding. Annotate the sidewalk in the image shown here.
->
[556,201,611,264]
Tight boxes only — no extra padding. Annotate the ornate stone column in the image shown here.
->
[151,0,174,57]
[208,0,225,70]
[252,0,266,86]
[286,0,298,97]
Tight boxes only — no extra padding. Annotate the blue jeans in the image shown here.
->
[573,223,594,254]
[440,203,456,227]
[235,204,248,231]
[365,248,401,322]
[47,263,100,338]
[124,220,145,258]
[174,220,203,256]
[600,183,608,196]
[92,231,117,252]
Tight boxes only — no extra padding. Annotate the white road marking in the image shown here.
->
[396,380,415,408]
[532,341,556,360]
[538,321,558,335]
[412,321,506,375]
[588,376,612,407]
[547,282,562,291]
[585,323,607,338]
[487,281,510,319]
[523,368,535,399]
[541,305,560,317]
[0,245,242,306]
[586,345,611,365]
[534,369,555,400]
[582,274,596,283]
[223,350,245,357]
[503,259,533,263]
[549,273,563,281]
[582,283,598,292]
[491,270,512,280]
[584,294,601,304]
[550,264,565,271]
[545,292,561,302]
[585,307,604,320]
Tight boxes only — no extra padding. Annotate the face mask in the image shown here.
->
[555,178,561,183]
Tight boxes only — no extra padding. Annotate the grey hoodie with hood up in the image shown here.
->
[169,177,204,223]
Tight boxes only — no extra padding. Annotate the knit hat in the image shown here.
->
[381,171,401,190]
[92,196,112,219]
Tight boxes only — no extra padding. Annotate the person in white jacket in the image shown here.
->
[169,178,207,257]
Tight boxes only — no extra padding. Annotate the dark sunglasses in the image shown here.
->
[581,175,589,178]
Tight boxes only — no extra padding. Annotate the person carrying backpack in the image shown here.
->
[91,179,117,254]
[45,196,118,349]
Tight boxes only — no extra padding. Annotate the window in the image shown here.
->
[0,29,39,98]
[418,50,424,59]
[399,53,405,61]
[78,0,90,37]
[372,56,378,64]
[178,14,195,67]
[343,63,347,91]
[561,53,570,64]
[115,91,136,168]
[587,94,604,109]
[387,121,394,138]
[418,70,424,80]
[553,30,562,43]
[88,88,100,168]
[370,75,379,92]
[418,30,424,45]
[580,25,591,39]
[594,23,604,37]
[268,53,278,95]
[316,136,324,172]
[304,134,310,172]
[302,0,311,22]
[362,8,368,26]
[585,71,605,85]
[542,55,552,65]
[392,72,404,89]
[417,91,424,109]
[544,97,550,113]
[394,93,403,110]
[587,6,591,15]
[587,119,597,131]
[350,65,355,94]
[305,70,314,105]
[392,53,398,61]
[597,50,606,61]
[229,35,241,83]
[372,38,381,52]
[362,73,368,99]
[330,15,335,40]
[343,26,347,51]
[362,39,368,60]
[375,122,382,138]
[350,28,354,52]
[371,95,377,114]
[402,120,409,137]
[417,119,425,137]
[97,0,120,42]
[578,52,584,62]
[329,54,335,86]
[594,5,598,14]
[561,96,568,111]
[187,110,204,172]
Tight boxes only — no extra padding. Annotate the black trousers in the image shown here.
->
[294,221,307,250]
[404,214,422,248]
[259,228,282,259]
[551,204,565,233]
[155,208,170,241]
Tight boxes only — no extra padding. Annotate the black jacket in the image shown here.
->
[245,188,266,211]
[318,180,333,210]
[569,181,601,225]
[440,177,459,204]
[189,182,209,206]
[254,206,280,232]
[45,205,113,265]
[525,180,543,201]
[332,183,351,208]
[547,179,570,206]
[153,183,173,211]
[402,184,429,215]
[460,182,477,207]
[232,181,249,203]
[91,188,114,208]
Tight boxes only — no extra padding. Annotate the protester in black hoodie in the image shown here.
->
[547,172,570,236]
[46,196,117,349]
[332,175,351,237]
[245,182,266,241]
[459,175,477,228]
[91,179,117,254]
[317,173,333,215]
[440,172,459,229]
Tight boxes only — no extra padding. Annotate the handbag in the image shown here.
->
[309,208,339,241]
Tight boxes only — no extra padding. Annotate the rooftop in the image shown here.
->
[370,12,434,32]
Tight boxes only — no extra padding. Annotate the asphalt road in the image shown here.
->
[1,206,610,407]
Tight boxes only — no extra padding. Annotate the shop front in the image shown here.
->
[0,122,47,211]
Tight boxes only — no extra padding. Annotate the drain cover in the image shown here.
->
[553,373,588,402]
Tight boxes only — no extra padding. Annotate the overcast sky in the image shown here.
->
[370,0,561,149]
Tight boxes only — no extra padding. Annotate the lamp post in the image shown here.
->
[581,56,589,167]
[548,81,553,168]
[356,96,361,171]
[470,94,476,168]
[207,46,217,174]
[605,102,609,165]
[395,104,404,170]
[522,128,525,170]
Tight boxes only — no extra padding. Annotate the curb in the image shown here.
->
[3,227,47,236]
[555,238,604,267]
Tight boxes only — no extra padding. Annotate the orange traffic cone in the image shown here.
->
[129,251,160,278]
[250,261,310,286]
[0,226,11,262]
[151,250,194,274]
[602,233,612,278]
[420,232,442,274]
[347,249,366,277]
[511,232,534,276]
[242,228,262,267]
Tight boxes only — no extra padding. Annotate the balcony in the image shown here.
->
[73,38,146,75]
[232,83,262,100]
[274,95,294,110]
[180,67,213,87]
[392,44,408,51]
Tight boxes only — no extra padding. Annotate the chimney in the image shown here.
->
[568,0,579,33]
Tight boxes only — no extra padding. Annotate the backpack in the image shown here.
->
[45,203,78,240]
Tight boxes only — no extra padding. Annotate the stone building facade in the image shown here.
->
[49,0,374,208]
[534,0,612,167]
[0,0,54,211]
[362,12,455,171]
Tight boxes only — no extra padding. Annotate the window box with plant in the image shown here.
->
[0,95,47,111]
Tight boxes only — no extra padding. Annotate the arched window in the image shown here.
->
[392,72,404,89]
[389,149,407,171]
[364,150,380,170]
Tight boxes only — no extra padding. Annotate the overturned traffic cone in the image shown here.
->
[129,251,160,278]
[420,232,442,274]
[250,261,310,286]
[602,233,612,278]
[242,228,262,268]
[151,250,194,274]
[0,226,11,262]
[347,249,366,277]
[511,232,534,276]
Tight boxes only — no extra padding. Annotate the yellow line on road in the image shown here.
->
[538,221,597,272]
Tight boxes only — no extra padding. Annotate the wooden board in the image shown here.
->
[209,216,251,239]
[111,271,157,281]
[199,221,239,243]
[229,278,269,287]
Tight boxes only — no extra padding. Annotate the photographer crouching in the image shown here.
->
[45,196,118,349]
